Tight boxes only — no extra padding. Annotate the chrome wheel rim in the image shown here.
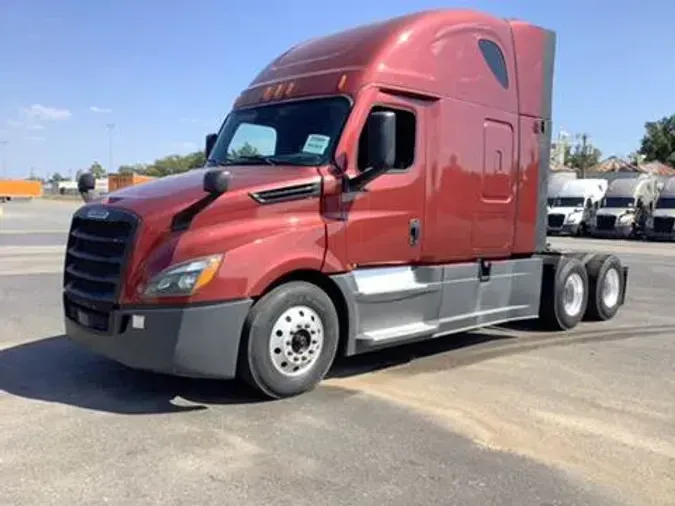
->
[269,305,324,377]
[602,267,620,308]
[563,272,585,317]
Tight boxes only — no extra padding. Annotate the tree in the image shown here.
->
[639,114,675,165]
[627,151,646,166]
[229,142,260,158]
[118,164,147,174]
[88,161,106,179]
[49,172,65,183]
[564,133,601,177]
[142,151,207,177]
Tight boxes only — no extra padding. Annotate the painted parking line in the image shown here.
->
[0,229,68,235]
[0,245,65,276]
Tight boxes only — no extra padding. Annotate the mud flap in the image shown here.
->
[620,265,629,305]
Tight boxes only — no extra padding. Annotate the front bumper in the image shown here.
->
[590,224,633,239]
[64,295,253,379]
[645,230,675,241]
[548,223,580,236]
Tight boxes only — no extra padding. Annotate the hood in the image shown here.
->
[597,208,633,218]
[84,164,327,304]
[95,165,321,219]
[548,206,583,217]
[653,208,675,218]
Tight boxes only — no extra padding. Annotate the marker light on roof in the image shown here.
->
[263,86,274,100]
[273,83,284,99]
[337,73,348,91]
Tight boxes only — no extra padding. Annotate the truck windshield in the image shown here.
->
[552,197,584,207]
[207,96,351,167]
[656,197,675,209]
[603,197,634,208]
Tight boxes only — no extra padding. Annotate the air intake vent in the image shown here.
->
[63,206,138,305]
[250,182,321,204]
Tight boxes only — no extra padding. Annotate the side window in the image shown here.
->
[357,106,416,172]
[228,122,277,157]
[478,39,509,89]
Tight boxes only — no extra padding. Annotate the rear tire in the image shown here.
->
[584,254,623,321]
[238,281,340,399]
[539,256,589,330]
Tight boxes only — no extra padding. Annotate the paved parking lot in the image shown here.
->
[1,200,673,506]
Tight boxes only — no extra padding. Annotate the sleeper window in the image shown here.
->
[478,39,509,89]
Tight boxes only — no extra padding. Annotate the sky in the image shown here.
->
[0,0,673,179]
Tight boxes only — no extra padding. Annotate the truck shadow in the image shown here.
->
[0,330,515,415]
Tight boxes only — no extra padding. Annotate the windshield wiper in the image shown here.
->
[206,155,280,166]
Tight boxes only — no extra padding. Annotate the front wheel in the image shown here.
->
[238,281,340,399]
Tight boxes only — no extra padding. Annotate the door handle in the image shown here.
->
[409,218,421,246]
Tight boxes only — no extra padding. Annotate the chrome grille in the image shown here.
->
[653,216,675,233]
[596,215,616,230]
[63,206,137,305]
[548,214,565,228]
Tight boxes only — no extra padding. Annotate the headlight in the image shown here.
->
[618,214,633,225]
[143,254,223,297]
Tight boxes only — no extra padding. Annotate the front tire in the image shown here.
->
[539,256,589,330]
[238,281,340,399]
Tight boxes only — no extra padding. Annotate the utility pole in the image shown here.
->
[106,123,115,174]
[0,140,7,178]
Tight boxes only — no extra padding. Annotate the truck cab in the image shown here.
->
[590,175,660,238]
[547,171,577,209]
[547,178,607,236]
[646,176,675,240]
[66,9,628,399]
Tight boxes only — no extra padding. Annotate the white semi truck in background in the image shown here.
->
[590,175,661,239]
[645,176,675,241]
[547,178,608,236]
[547,171,577,209]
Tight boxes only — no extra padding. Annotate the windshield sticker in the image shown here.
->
[302,134,330,155]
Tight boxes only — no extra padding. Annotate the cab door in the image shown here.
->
[341,93,426,267]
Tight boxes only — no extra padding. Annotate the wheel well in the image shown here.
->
[257,269,351,358]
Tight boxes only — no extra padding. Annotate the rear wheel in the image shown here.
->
[584,254,623,321]
[539,256,589,330]
[238,281,340,399]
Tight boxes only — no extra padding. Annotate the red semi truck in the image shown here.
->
[68,9,628,399]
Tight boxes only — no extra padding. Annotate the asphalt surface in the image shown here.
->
[1,199,673,506]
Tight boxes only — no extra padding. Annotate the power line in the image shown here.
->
[105,123,115,174]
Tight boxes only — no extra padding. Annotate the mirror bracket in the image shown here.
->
[205,133,218,159]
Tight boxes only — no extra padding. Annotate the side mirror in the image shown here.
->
[347,111,396,192]
[77,172,97,203]
[205,133,218,159]
[203,168,230,195]
[367,110,396,171]
[78,172,95,193]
